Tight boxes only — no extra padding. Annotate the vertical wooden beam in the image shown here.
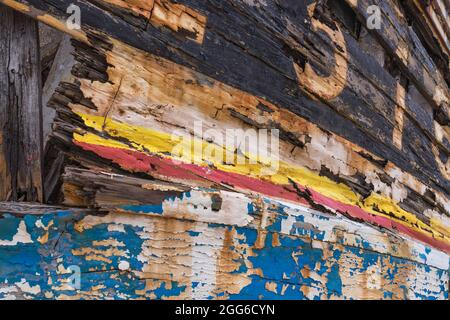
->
[0,4,43,202]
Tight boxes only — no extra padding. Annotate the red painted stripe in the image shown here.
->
[75,141,450,253]
[75,141,309,205]
[309,189,450,253]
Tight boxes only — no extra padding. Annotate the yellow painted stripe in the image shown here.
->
[74,112,450,243]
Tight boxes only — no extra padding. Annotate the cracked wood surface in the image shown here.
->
[0,4,43,202]
[0,202,448,300]
[0,0,449,300]
[45,37,450,253]
[345,0,450,110]
[3,0,450,194]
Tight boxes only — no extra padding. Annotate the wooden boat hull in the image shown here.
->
[0,201,448,300]
[0,0,449,300]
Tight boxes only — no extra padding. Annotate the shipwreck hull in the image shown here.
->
[0,201,448,300]
[0,0,449,299]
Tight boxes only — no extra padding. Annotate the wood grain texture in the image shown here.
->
[0,0,449,300]
[3,0,450,195]
[41,37,450,253]
[345,0,450,110]
[0,4,43,202]
[42,35,75,145]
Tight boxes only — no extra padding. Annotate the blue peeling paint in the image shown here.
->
[0,210,448,300]
[121,203,164,214]
[326,263,342,298]
[0,216,21,241]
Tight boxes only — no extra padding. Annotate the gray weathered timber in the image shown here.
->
[39,22,63,84]
[42,35,75,145]
[0,4,43,202]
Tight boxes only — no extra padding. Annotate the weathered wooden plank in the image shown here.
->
[0,4,43,202]
[62,167,189,208]
[60,167,450,271]
[3,0,450,198]
[407,0,450,78]
[0,202,87,215]
[39,22,62,84]
[345,0,450,109]
[0,207,447,300]
[0,0,448,301]
[42,37,450,253]
[429,0,450,55]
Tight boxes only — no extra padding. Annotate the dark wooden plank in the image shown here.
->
[0,4,43,202]
[39,22,63,84]
[0,201,86,215]
[3,0,449,195]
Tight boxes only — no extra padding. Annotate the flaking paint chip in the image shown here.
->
[118,261,130,271]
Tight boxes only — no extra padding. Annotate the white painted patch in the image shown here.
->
[391,180,408,203]
[271,198,449,270]
[188,226,223,299]
[15,279,41,295]
[0,286,18,294]
[107,224,126,233]
[0,221,33,246]
[162,190,254,227]
[118,260,130,271]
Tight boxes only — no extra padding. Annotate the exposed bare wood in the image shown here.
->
[0,201,87,215]
[0,0,448,300]
[42,35,76,145]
